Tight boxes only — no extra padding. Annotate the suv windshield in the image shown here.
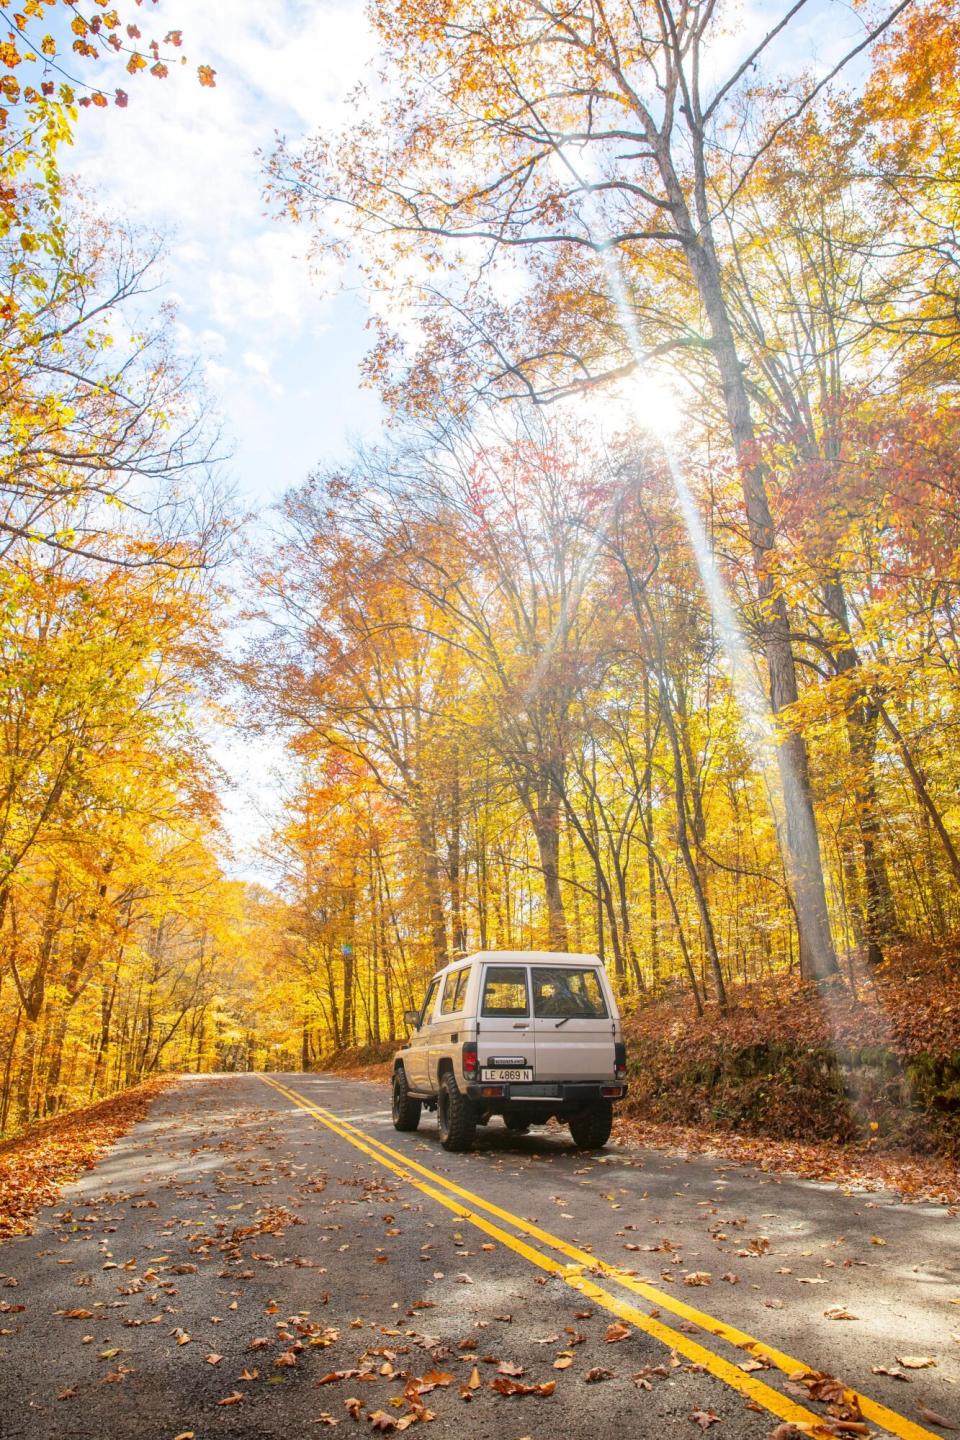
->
[532,967,608,1019]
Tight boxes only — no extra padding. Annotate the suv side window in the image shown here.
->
[419,976,441,1028]
[481,965,529,1017]
[440,967,470,1016]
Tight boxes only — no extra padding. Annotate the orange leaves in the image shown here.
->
[0,1079,170,1239]
[197,64,216,88]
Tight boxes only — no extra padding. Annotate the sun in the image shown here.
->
[588,369,684,441]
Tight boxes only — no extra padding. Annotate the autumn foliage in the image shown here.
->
[4,0,960,1160]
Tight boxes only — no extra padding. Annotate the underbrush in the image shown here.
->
[621,940,960,1157]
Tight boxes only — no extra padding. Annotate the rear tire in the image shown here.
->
[569,1099,613,1150]
[504,1114,531,1134]
[392,1068,421,1132]
[437,1071,476,1152]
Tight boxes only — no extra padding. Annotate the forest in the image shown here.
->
[1,0,959,1136]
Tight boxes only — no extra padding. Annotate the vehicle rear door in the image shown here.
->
[528,965,615,1081]
[475,964,534,1082]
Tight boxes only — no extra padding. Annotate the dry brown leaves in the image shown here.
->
[0,1078,172,1240]
[613,1115,960,1206]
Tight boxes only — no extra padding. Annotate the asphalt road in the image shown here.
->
[1,1073,958,1440]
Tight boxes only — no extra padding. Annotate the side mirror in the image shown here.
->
[403,1009,420,1029]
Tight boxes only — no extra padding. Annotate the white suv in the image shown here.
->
[391,951,628,1152]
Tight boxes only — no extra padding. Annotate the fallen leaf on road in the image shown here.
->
[239,1368,259,1381]
[417,1370,453,1391]
[57,1388,77,1400]
[467,1366,481,1390]
[489,1377,556,1397]
[217,1392,244,1406]
[553,1355,573,1369]
[62,1308,93,1319]
[605,1322,630,1343]
[916,1400,959,1430]
[823,1307,858,1321]
[685,1273,712,1286]
[368,1412,397,1432]
[690,1408,721,1428]
[496,1361,524,1376]
[871,1366,909,1381]
[585,1367,613,1382]
[898,1357,936,1369]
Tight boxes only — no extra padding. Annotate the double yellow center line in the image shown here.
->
[259,1074,936,1440]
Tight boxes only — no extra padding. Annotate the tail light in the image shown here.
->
[462,1041,478,1079]
[614,1041,627,1081]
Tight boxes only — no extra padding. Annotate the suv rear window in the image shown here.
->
[481,966,529,1017]
[532,967,608,1018]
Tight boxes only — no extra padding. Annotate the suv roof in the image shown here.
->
[436,950,602,977]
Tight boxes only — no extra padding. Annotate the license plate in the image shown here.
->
[481,1067,532,1083]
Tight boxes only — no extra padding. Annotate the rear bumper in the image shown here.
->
[466,1081,627,1105]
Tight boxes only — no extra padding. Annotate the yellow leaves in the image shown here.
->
[0,42,22,68]
[197,64,216,88]
[40,35,55,58]
[126,52,147,75]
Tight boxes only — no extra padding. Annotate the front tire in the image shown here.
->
[569,1099,613,1150]
[392,1068,421,1132]
[437,1072,476,1152]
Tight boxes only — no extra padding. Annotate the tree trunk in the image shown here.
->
[821,575,899,962]
[880,704,960,888]
[684,234,839,982]
[527,782,569,948]
[416,814,448,966]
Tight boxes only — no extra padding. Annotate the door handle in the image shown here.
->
[512,1023,529,1030]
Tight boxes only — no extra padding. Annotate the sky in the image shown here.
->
[56,0,881,880]
[63,1,387,880]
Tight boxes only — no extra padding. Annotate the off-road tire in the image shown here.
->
[568,1099,613,1150]
[504,1114,531,1134]
[437,1071,476,1152]
[392,1067,421,1132]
